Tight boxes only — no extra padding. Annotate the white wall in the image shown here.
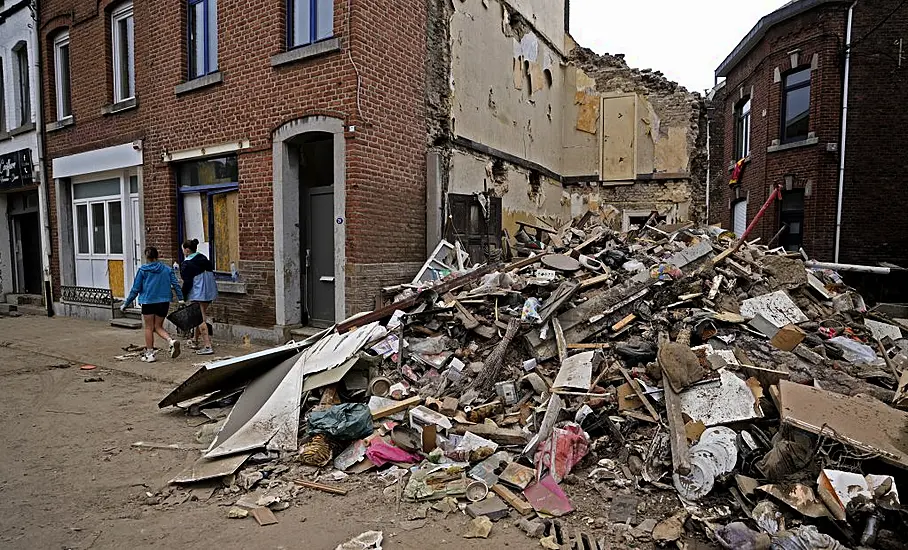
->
[0,4,39,154]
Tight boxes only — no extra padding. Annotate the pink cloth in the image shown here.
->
[365,440,421,467]
[534,423,590,483]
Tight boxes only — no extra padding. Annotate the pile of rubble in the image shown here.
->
[154,215,908,549]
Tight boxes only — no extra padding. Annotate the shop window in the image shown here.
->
[779,189,805,252]
[734,97,751,160]
[447,193,501,263]
[53,33,72,120]
[289,0,333,48]
[781,68,810,143]
[177,155,239,273]
[188,0,218,79]
[111,2,135,102]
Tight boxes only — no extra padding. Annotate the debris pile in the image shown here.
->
[152,216,908,548]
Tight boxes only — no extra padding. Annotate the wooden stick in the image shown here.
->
[580,273,611,290]
[293,480,349,496]
[371,396,422,420]
[611,314,636,332]
[553,318,568,365]
[492,484,534,516]
[662,372,691,476]
[876,339,901,381]
[568,343,610,350]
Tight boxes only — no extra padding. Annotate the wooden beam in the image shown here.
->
[611,314,636,332]
[662,371,691,476]
[567,343,610,350]
[371,396,422,420]
[552,318,568,364]
[293,480,349,496]
[492,484,534,516]
[580,273,611,290]
[618,366,661,423]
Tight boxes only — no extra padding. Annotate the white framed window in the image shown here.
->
[111,2,135,102]
[72,179,124,258]
[53,32,72,120]
[734,98,751,160]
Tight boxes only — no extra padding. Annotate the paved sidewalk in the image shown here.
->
[0,314,266,386]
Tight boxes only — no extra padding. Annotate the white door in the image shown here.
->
[733,200,748,238]
[73,178,125,295]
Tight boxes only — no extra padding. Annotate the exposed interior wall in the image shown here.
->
[449,0,565,175]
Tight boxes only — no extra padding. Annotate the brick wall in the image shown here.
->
[40,0,428,328]
[711,4,846,260]
[839,1,908,265]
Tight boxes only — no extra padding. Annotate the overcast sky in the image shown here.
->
[570,0,792,94]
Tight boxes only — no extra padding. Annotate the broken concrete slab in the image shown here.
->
[740,291,809,329]
[465,495,510,521]
[778,380,908,469]
[170,452,251,484]
[552,351,596,391]
[680,370,763,427]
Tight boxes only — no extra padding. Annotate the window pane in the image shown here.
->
[782,190,805,212]
[177,156,238,187]
[126,15,135,96]
[129,175,138,194]
[115,14,135,100]
[316,0,333,41]
[92,203,107,254]
[74,179,121,199]
[292,0,311,46]
[76,204,89,254]
[16,46,30,124]
[109,202,123,254]
[0,60,6,132]
[786,69,810,87]
[189,2,205,78]
[784,85,810,140]
[207,0,218,72]
[58,44,71,117]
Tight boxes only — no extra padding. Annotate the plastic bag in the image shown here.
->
[521,298,542,322]
[308,403,374,440]
[828,336,880,365]
[770,526,846,550]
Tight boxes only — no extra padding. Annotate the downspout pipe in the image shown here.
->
[834,1,857,263]
[29,1,54,316]
[706,117,711,222]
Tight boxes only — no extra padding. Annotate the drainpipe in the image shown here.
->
[30,1,54,315]
[834,1,857,263]
[706,117,711,222]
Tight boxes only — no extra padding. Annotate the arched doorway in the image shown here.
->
[272,116,346,328]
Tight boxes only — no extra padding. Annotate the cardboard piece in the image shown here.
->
[770,324,806,352]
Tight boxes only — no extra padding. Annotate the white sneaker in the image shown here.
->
[169,339,181,359]
[196,347,214,356]
[141,349,157,363]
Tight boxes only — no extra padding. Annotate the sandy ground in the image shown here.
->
[0,316,534,550]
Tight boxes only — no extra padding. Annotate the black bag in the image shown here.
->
[167,302,203,332]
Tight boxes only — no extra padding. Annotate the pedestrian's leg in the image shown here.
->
[199,302,212,348]
[153,315,171,341]
[155,315,181,359]
[143,315,155,350]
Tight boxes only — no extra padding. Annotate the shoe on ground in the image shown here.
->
[141,349,157,363]
[196,347,214,356]
[169,339,181,359]
[186,340,200,350]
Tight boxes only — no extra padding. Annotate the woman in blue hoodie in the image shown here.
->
[122,246,184,363]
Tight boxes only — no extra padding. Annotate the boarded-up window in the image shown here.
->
[447,193,502,263]
[177,155,240,273]
[600,94,637,181]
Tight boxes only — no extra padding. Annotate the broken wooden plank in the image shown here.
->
[452,300,480,330]
[492,484,534,516]
[611,314,636,332]
[618,366,661,423]
[293,479,350,496]
[537,280,580,325]
[662,373,691,476]
[622,410,661,423]
[371,396,423,420]
[337,263,501,333]
[552,318,568,365]
[505,254,548,273]
[579,273,611,290]
[567,343,610,350]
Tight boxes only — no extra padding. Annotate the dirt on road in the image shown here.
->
[0,335,532,550]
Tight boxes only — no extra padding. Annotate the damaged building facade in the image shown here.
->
[427,0,707,257]
[709,0,908,265]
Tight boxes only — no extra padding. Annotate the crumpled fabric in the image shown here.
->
[534,423,590,483]
[770,526,847,550]
[716,522,771,550]
[650,263,683,281]
[365,440,421,467]
[308,403,375,441]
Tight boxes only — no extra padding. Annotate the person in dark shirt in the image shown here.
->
[180,238,218,355]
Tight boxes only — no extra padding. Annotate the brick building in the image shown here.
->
[709,0,908,266]
[39,0,427,340]
[0,0,51,311]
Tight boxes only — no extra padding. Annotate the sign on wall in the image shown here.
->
[0,149,34,189]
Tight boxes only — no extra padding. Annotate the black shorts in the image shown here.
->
[141,302,170,317]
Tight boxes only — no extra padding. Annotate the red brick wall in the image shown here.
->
[40,0,428,327]
[839,0,908,265]
[712,4,846,260]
